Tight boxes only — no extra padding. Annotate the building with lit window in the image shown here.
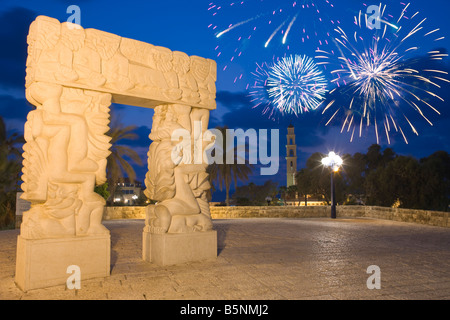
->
[113,178,144,206]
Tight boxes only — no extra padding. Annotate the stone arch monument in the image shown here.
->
[15,16,217,291]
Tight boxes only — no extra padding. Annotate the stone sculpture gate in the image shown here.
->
[16,16,217,291]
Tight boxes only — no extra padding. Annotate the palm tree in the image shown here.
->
[106,115,143,203]
[207,126,253,206]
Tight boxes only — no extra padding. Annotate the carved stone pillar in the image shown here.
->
[21,82,112,238]
[16,82,112,291]
[142,104,217,265]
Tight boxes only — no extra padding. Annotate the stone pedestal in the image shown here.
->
[15,234,110,292]
[143,231,217,266]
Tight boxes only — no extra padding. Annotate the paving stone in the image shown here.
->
[0,217,449,300]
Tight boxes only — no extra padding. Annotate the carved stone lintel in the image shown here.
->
[26,15,216,110]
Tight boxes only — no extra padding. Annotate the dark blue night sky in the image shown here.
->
[1,1,449,201]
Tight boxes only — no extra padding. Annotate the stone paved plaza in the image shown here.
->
[1,218,449,300]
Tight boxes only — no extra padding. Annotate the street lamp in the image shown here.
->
[321,152,343,219]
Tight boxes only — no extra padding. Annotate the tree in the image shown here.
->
[287,185,298,201]
[342,152,367,203]
[207,126,253,206]
[365,144,383,172]
[298,145,449,211]
[232,180,278,206]
[389,156,421,209]
[0,116,25,229]
[418,151,450,211]
[365,155,421,208]
[296,168,312,206]
[305,152,332,204]
[365,144,395,172]
[94,183,110,201]
[278,186,287,206]
[106,115,143,204]
[265,180,279,201]
[297,152,349,206]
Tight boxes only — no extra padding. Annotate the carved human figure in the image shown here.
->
[74,44,106,87]
[29,16,79,84]
[21,82,111,239]
[72,29,109,87]
[173,51,200,104]
[120,39,156,93]
[102,53,134,91]
[56,22,85,81]
[189,108,214,220]
[85,29,134,91]
[83,90,113,185]
[147,46,182,100]
[144,104,213,234]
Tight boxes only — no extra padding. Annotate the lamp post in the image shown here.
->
[321,152,343,219]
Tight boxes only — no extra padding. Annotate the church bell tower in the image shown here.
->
[286,124,297,187]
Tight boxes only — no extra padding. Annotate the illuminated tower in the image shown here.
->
[286,124,297,187]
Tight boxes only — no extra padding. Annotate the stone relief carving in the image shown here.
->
[17,16,218,292]
[190,56,217,107]
[74,28,106,87]
[173,51,201,104]
[21,15,217,240]
[21,82,111,239]
[26,15,216,110]
[144,105,213,234]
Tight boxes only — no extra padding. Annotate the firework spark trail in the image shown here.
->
[250,54,328,118]
[211,0,336,44]
[209,0,339,80]
[315,2,448,144]
[282,13,299,44]
[215,17,259,39]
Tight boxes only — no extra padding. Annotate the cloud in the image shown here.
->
[216,90,252,107]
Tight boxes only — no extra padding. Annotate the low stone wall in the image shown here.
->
[363,206,449,228]
[103,206,146,220]
[210,205,449,228]
[210,206,331,219]
[101,205,449,228]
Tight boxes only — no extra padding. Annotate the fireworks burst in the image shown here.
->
[208,0,339,82]
[316,2,449,144]
[250,54,328,118]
